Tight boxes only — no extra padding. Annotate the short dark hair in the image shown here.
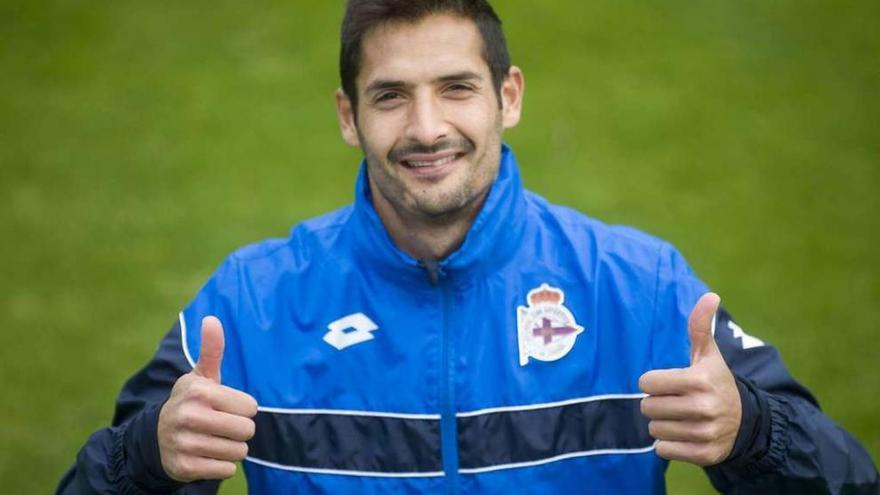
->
[340,0,511,110]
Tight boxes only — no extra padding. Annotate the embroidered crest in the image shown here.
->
[517,284,584,366]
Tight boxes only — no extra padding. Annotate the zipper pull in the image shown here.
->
[419,259,441,286]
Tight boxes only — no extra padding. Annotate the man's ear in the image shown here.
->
[500,66,525,129]
[335,88,361,147]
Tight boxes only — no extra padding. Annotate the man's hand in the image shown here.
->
[158,316,258,482]
[638,293,741,466]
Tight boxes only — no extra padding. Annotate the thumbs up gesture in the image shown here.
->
[158,316,259,482]
[638,293,741,466]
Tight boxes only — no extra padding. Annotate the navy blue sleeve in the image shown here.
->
[704,307,880,494]
[55,321,221,495]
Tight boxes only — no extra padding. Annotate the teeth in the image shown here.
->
[406,154,457,168]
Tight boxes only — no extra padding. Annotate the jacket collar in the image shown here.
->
[349,144,527,287]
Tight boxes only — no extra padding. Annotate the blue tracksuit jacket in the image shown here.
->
[58,145,879,494]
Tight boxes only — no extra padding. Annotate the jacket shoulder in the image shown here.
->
[524,190,670,266]
[227,205,354,268]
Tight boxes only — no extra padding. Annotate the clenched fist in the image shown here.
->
[158,316,258,482]
[638,293,741,466]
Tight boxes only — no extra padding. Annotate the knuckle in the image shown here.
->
[698,452,715,466]
[692,369,711,388]
[175,458,195,478]
[693,423,716,442]
[188,380,211,401]
[702,398,723,419]
[175,432,197,454]
[178,407,201,430]
[693,445,716,466]
[692,396,714,418]
[242,418,256,440]
[220,461,237,478]
[655,441,672,460]
[711,449,728,465]
[163,458,179,479]
[705,422,723,440]
[245,396,259,417]
[690,424,708,442]
[235,442,249,460]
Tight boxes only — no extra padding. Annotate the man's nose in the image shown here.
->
[404,93,450,145]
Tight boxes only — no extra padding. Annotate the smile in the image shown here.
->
[404,154,459,168]
[395,150,467,181]
[400,151,465,169]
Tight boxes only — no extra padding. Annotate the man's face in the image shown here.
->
[336,14,523,222]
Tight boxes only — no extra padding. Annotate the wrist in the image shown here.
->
[122,401,183,491]
[719,374,769,466]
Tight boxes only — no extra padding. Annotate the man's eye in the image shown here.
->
[445,84,475,98]
[375,92,402,103]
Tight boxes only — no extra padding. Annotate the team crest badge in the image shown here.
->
[517,284,584,366]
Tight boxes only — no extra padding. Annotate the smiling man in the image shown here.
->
[338,12,522,262]
[57,1,878,494]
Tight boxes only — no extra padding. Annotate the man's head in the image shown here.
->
[340,0,512,112]
[335,0,524,228]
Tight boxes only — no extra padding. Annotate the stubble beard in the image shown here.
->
[361,133,500,226]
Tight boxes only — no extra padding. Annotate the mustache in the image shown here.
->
[388,138,475,163]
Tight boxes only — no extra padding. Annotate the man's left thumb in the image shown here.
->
[688,292,721,364]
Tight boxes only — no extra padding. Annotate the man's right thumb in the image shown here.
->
[195,316,225,382]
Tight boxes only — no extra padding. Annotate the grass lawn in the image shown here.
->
[1,1,877,493]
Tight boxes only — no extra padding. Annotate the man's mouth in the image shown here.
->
[401,151,464,168]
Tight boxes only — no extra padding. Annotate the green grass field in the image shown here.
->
[1,1,877,493]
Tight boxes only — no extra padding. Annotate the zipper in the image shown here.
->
[420,260,458,494]
[439,277,458,494]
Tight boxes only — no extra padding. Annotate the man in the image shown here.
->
[58,0,878,493]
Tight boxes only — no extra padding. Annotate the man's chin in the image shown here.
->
[404,193,460,218]
[409,186,488,222]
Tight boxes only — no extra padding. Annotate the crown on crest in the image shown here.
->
[527,284,564,305]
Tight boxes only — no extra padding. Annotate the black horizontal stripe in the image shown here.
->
[457,397,652,470]
[248,411,442,474]
[248,398,651,475]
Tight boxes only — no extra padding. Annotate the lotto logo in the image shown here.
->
[323,313,379,350]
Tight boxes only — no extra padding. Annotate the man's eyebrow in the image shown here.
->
[364,71,485,96]
[365,79,410,95]
[434,71,483,84]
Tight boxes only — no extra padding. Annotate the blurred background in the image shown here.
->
[1,0,877,493]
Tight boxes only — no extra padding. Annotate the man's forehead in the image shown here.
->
[358,14,489,87]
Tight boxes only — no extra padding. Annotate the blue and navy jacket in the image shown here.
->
[58,146,878,494]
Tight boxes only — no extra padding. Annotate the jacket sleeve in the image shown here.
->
[54,320,220,495]
[654,243,878,494]
[704,307,879,494]
[56,256,242,494]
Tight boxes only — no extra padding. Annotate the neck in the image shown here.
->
[372,189,489,262]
